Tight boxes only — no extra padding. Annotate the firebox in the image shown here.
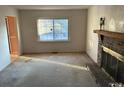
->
[102,46,124,83]
[94,30,124,83]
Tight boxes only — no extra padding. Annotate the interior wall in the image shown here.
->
[0,6,20,71]
[19,9,87,53]
[86,5,124,63]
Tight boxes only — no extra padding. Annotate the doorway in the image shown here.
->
[5,16,19,62]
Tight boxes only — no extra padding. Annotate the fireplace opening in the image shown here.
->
[101,46,124,83]
[94,30,124,85]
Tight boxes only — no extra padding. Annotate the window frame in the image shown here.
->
[36,17,70,42]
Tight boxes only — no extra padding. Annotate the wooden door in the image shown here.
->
[6,16,19,55]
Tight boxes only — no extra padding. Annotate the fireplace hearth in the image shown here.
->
[94,30,124,83]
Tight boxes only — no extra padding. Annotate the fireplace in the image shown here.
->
[94,30,124,83]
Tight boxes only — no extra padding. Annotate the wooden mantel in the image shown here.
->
[94,30,124,41]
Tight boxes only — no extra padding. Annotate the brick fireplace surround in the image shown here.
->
[94,30,124,84]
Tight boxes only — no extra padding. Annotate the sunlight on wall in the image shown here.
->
[109,18,116,31]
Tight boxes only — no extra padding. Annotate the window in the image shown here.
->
[37,18,69,41]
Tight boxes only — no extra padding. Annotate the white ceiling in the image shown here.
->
[10,5,90,10]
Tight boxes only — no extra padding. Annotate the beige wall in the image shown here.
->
[19,9,87,53]
[0,6,20,71]
[86,5,124,63]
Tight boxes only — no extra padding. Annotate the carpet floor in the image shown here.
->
[0,53,114,87]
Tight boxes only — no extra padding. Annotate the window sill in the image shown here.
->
[37,39,70,43]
